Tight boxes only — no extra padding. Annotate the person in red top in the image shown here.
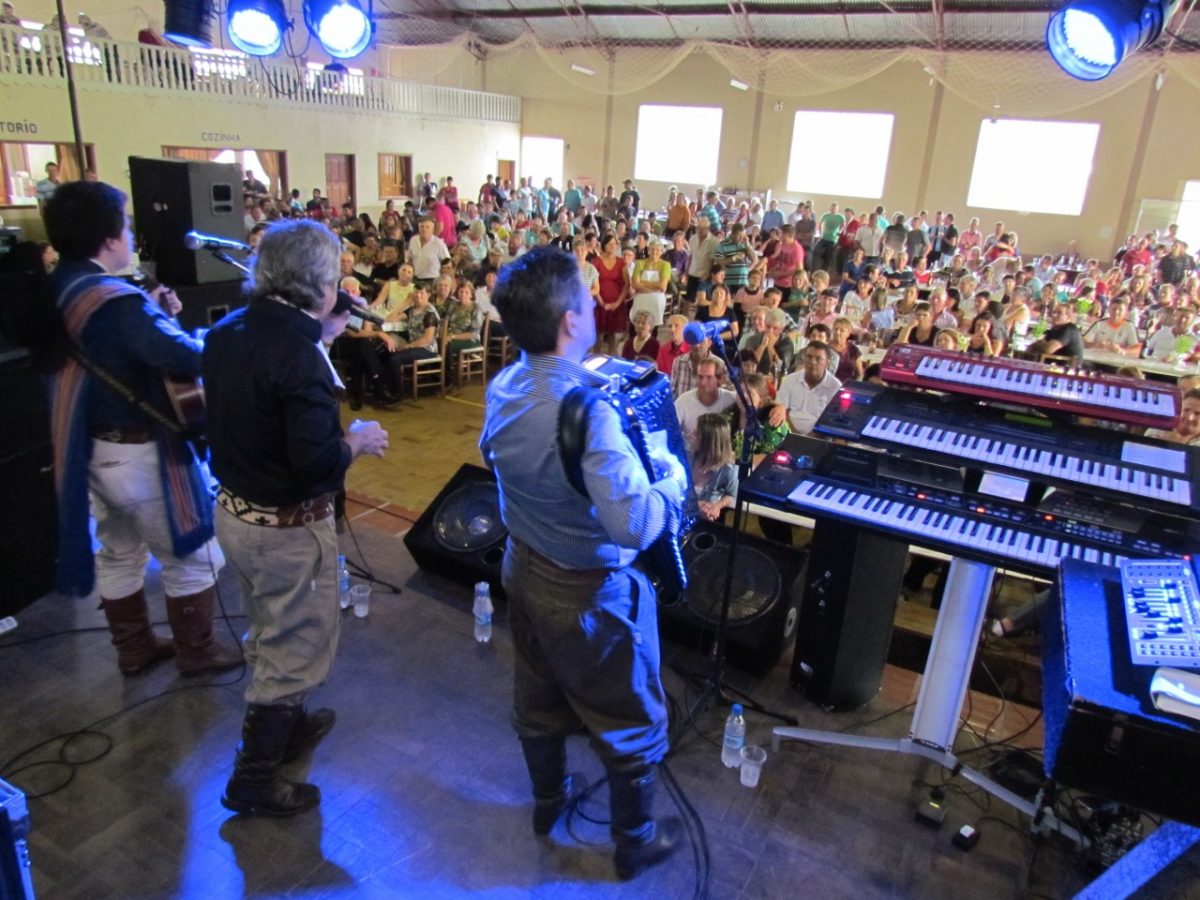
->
[1121,238,1153,277]
[767,224,804,292]
[425,195,458,249]
[437,176,460,213]
[656,314,691,375]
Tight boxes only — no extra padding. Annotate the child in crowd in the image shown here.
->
[690,413,738,522]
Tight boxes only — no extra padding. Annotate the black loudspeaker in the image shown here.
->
[174,280,247,333]
[0,355,57,614]
[128,157,244,286]
[403,464,507,597]
[659,522,807,677]
[791,519,908,710]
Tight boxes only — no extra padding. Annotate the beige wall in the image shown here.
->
[481,46,1194,261]
[1,82,519,239]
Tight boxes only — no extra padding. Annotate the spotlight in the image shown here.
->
[304,0,373,59]
[1046,0,1181,80]
[227,0,288,56]
[163,0,215,47]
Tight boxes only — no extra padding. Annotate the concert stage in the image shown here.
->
[0,509,1197,899]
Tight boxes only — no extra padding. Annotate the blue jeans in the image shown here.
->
[503,538,669,771]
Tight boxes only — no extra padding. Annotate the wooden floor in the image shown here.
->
[2,382,1198,898]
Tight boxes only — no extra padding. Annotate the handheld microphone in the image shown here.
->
[682,319,731,345]
[184,231,250,252]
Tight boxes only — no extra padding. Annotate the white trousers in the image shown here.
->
[88,440,224,598]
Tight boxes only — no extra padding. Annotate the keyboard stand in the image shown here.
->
[773,556,1083,844]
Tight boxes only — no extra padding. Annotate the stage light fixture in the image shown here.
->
[163,0,216,47]
[1046,0,1181,80]
[304,0,373,59]
[227,0,288,56]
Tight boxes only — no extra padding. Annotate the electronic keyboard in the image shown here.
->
[816,382,1200,515]
[880,344,1181,430]
[742,436,1200,580]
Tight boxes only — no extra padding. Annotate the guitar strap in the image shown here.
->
[55,273,188,437]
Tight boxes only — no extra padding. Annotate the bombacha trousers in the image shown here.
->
[503,538,670,772]
[215,507,341,706]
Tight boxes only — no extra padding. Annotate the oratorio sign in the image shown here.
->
[0,120,39,134]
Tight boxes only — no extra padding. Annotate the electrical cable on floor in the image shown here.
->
[1,553,247,800]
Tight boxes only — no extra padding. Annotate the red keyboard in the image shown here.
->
[880,345,1181,430]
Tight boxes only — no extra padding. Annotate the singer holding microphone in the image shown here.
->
[203,220,389,817]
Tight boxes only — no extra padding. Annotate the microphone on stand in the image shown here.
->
[682,318,731,345]
[183,231,250,252]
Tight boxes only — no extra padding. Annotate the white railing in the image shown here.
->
[0,25,521,123]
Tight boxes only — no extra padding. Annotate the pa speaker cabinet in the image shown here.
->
[174,280,247,333]
[403,464,507,599]
[792,519,907,710]
[659,521,806,677]
[128,157,244,286]
[0,355,56,614]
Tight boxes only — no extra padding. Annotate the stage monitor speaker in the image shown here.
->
[403,464,507,599]
[174,280,247,333]
[791,519,908,711]
[659,522,806,677]
[0,355,57,615]
[128,157,244,286]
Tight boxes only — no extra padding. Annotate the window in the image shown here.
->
[967,119,1100,217]
[0,142,95,207]
[634,105,722,185]
[378,153,412,199]
[786,111,894,199]
[1176,181,1200,250]
[520,137,564,191]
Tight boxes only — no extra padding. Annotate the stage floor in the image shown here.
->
[2,512,1198,899]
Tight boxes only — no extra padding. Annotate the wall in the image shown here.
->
[480,45,1193,261]
[1,81,519,239]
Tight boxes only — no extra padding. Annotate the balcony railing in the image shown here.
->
[0,25,521,123]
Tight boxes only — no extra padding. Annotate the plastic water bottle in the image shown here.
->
[473,582,493,643]
[337,555,351,610]
[722,703,746,768]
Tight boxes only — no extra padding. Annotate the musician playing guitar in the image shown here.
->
[479,246,687,880]
[44,180,239,677]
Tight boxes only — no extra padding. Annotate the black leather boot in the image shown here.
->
[609,764,681,880]
[222,704,320,817]
[281,707,336,764]
[520,736,575,835]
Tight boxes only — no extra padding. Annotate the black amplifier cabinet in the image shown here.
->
[1045,560,1200,827]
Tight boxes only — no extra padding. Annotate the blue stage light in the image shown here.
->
[304,0,373,59]
[1047,0,1178,80]
[227,0,288,56]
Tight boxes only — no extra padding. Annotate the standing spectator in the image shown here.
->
[438,176,460,213]
[619,179,641,217]
[407,217,450,287]
[306,188,327,220]
[684,218,720,310]
[766,224,804,295]
[35,161,61,211]
[761,199,784,234]
[715,222,756,295]
[812,202,845,274]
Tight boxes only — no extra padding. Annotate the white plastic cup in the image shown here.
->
[350,583,371,618]
[739,744,766,788]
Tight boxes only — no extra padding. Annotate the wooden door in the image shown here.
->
[496,159,515,185]
[325,153,355,213]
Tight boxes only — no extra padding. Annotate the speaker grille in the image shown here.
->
[433,483,505,551]
[685,544,781,626]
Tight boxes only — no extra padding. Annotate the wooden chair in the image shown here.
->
[484,319,515,375]
[453,342,486,388]
[407,353,445,399]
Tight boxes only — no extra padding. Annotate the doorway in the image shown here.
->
[325,153,356,214]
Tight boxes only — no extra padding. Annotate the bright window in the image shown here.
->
[786,110,893,199]
[967,118,1100,216]
[1175,181,1200,249]
[521,136,564,192]
[635,105,722,185]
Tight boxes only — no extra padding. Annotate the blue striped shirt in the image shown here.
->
[480,353,684,570]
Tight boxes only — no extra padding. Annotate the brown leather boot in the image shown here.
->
[166,586,243,676]
[100,589,175,676]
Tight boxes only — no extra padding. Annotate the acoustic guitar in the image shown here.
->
[136,272,207,435]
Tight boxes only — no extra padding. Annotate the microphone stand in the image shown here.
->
[205,248,251,275]
[685,331,798,728]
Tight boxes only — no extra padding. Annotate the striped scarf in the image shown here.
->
[50,273,213,597]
